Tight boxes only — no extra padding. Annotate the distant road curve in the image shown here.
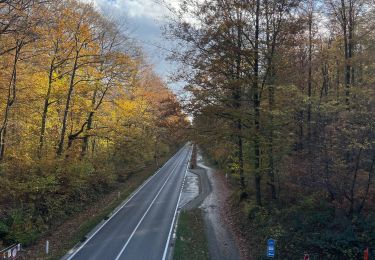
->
[63,144,192,260]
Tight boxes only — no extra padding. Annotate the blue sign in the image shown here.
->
[267,239,275,257]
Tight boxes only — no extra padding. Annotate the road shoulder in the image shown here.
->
[173,153,242,260]
[181,166,212,211]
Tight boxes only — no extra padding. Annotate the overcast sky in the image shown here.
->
[82,0,183,92]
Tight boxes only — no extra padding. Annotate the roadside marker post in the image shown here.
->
[364,247,369,260]
[46,240,49,255]
[267,239,275,258]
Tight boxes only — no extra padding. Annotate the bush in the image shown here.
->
[0,157,117,246]
[4,209,40,246]
[242,193,375,259]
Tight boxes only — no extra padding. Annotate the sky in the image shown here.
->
[81,0,183,93]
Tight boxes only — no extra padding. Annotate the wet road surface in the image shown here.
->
[198,154,241,260]
[179,171,199,208]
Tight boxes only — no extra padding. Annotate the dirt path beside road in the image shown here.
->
[182,152,247,260]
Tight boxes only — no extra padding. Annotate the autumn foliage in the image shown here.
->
[168,0,375,258]
[0,0,188,247]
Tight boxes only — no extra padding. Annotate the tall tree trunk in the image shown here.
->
[80,86,108,157]
[267,83,276,200]
[341,0,353,109]
[264,0,279,201]
[234,9,245,192]
[307,10,313,148]
[81,89,97,157]
[0,40,21,160]
[38,56,56,158]
[237,122,245,190]
[80,112,93,157]
[348,0,355,90]
[57,51,79,156]
[253,0,262,206]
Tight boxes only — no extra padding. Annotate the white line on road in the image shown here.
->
[66,147,183,260]
[162,148,192,260]
[114,151,187,260]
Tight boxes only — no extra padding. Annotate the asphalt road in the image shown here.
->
[65,144,191,260]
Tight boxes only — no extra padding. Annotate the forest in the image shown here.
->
[167,0,375,258]
[1,0,374,258]
[0,0,187,249]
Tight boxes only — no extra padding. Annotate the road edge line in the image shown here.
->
[162,147,192,260]
[113,150,187,260]
[64,147,183,260]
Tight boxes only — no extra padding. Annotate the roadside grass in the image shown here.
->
[174,209,209,260]
[30,150,178,260]
[52,166,159,259]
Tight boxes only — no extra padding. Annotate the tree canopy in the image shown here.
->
[167,0,375,257]
[0,0,188,247]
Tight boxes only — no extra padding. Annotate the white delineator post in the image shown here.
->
[46,240,49,255]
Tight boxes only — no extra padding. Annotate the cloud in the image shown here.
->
[82,0,179,20]
[80,0,184,92]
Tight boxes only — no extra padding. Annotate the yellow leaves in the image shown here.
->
[0,1,190,249]
[0,0,187,164]
[113,97,152,127]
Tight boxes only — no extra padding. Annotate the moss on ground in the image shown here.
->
[174,209,209,260]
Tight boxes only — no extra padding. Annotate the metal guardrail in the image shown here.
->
[0,244,21,259]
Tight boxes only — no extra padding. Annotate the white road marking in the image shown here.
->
[66,148,183,260]
[162,148,192,260]
[114,151,187,260]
